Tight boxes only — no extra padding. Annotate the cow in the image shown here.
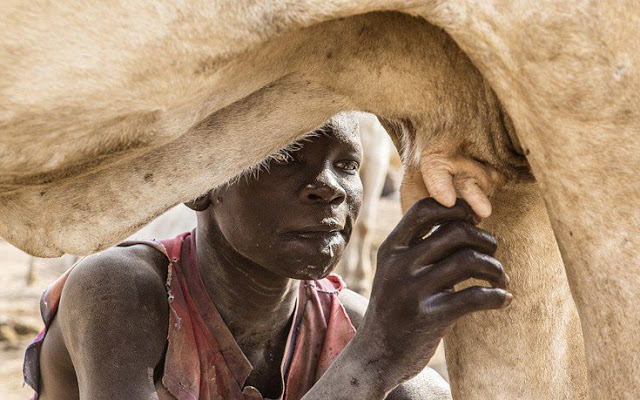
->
[23,205,196,286]
[126,204,197,241]
[1,2,638,398]
[336,113,401,296]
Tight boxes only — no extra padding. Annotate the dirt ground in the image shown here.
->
[0,196,447,398]
[0,242,71,399]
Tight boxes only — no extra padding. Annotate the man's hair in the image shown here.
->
[215,113,359,190]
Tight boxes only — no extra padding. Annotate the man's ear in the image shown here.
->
[184,191,212,211]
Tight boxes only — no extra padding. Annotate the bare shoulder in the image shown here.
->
[59,243,168,316]
[55,244,169,396]
[337,288,451,399]
[58,243,169,343]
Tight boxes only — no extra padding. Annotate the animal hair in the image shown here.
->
[199,125,326,199]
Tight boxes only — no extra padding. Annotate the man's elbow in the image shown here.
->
[386,367,451,400]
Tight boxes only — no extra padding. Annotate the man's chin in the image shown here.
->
[283,258,339,281]
[270,240,344,279]
[295,265,334,280]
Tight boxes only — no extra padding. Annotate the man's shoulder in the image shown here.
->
[49,244,171,396]
[53,243,171,378]
[57,243,170,341]
[65,243,169,300]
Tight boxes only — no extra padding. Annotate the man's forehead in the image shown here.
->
[326,112,361,149]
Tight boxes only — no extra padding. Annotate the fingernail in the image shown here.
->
[504,274,511,287]
[502,292,514,307]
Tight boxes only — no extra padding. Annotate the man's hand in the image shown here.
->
[355,198,512,393]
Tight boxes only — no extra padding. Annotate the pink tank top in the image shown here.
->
[24,231,357,400]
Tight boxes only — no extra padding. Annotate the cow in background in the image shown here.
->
[25,206,196,285]
[337,113,401,295]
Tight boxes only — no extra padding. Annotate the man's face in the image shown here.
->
[210,121,363,280]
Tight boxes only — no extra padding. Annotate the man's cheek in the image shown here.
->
[348,199,362,222]
[347,182,363,206]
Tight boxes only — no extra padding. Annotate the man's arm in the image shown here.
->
[303,199,511,399]
[338,289,451,400]
[57,246,169,400]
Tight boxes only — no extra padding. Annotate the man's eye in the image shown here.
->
[335,160,359,171]
[271,153,293,164]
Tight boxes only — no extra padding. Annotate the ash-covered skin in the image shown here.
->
[195,114,363,281]
[181,114,363,396]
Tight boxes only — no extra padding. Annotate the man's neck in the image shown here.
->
[194,222,299,349]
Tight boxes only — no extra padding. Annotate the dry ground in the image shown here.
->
[0,196,447,398]
[0,242,71,399]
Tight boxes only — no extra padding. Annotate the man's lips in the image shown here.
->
[280,219,347,239]
[297,222,344,233]
[289,231,344,240]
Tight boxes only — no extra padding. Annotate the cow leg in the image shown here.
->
[444,183,588,399]
[338,222,368,295]
[337,142,388,295]
[337,114,394,295]
[509,124,640,398]
[349,117,393,295]
[26,256,36,286]
[354,222,373,295]
[414,3,640,396]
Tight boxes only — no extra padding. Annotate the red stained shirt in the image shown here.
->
[24,231,357,400]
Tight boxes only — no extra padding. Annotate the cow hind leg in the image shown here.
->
[444,183,588,399]
[517,123,640,399]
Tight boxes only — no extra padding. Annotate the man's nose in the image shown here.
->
[299,169,346,205]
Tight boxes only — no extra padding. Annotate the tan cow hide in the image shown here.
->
[1,2,638,399]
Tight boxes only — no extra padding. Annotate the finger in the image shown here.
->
[408,220,497,264]
[400,168,430,213]
[455,178,492,218]
[386,198,479,247]
[416,249,509,290]
[428,286,513,320]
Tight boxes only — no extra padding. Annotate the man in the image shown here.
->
[24,114,511,399]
